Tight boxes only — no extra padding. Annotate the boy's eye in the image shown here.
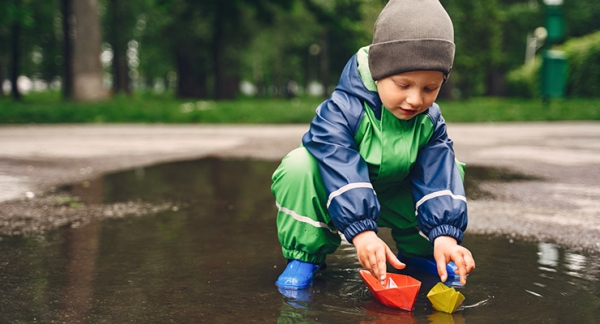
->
[396,83,409,90]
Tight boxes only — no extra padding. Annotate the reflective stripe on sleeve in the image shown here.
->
[326,182,375,208]
[414,190,467,216]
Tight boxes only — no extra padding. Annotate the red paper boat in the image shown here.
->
[359,270,421,311]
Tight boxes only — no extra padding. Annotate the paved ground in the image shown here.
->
[0,123,599,253]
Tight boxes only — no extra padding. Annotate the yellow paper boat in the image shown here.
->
[426,282,465,313]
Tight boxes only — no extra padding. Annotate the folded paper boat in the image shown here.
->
[359,269,421,311]
[426,282,465,313]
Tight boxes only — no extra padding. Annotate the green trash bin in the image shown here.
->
[540,50,568,99]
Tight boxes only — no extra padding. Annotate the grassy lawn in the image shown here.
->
[439,97,600,123]
[1,91,599,124]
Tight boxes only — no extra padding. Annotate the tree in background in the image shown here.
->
[0,10,6,96]
[60,0,73,99]
[563,0,600,38]
[141,0,293,100]
[104,0,140,95]
[0,0,34,100]
[299,0,375,97]
[9,5,23,100]
[29,0,63,88]
[242,0,378,98]
[144,0,216,99]
[64,0,109,101]
[4,0,63,96]
[499,1,543,75]
[441,0,503,99]
[2,0,600,101]
[241,1,322,97]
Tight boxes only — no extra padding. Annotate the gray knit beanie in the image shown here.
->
[368,0,455,81]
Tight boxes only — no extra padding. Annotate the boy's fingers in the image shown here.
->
[377,259,387,286]
[385,246,405,270]
[463,253,476,272]
[459,252,475,285]
[457,258,468,285]
[366,252,382,285]
[435,255,448,282]
[364,248,386,286]
[375,249,387,285]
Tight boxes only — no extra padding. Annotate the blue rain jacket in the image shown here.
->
[302,51,468,244]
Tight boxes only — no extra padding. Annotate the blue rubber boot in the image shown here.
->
[275,260,322,290]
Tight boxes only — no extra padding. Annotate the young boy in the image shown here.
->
[272,0,475,290]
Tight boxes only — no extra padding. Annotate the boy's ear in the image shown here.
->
[442,68,452,84]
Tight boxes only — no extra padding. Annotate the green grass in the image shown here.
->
[439,97,600,122]
[1,91,599,124]
[0,91,322,124]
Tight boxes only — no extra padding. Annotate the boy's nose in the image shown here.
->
[406,90,423,107]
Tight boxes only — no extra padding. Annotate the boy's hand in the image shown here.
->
[353,230,405,286]
[433,236,476,285]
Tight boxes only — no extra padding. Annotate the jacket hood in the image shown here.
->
[334,53,382,118]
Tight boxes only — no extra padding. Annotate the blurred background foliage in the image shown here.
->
[0,0,599,104]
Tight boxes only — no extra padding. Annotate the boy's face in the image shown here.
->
[376,70,445,120]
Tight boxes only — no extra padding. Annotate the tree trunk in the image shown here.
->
[486,68,506,97]
[10,20,22,100]
[211,2,239,100]
[212,2,224,99]
[108,0,130,95]
[0,24,7,97]
[175,51,207,98]
[71,0,109,101]
[0,63,5,96]
[319,30,329,98]
[61,0,73,99]
[113,52,130,94]
[438,76,457,100]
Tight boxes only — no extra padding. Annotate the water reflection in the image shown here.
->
[0,158,598,323]
[62,221,101,323]
[538,242,559,274]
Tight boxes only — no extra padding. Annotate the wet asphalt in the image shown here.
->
[0,122,599,253]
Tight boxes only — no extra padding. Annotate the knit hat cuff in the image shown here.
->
[368,39,455,80]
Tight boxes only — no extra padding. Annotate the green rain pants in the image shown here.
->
[272,147,441,265]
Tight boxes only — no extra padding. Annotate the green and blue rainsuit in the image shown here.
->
[272,47,467,265]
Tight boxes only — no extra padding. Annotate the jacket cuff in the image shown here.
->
[343,219,379,244]
[427,224,464,244]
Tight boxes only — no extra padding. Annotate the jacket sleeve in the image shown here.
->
[409,106,468,244]
[302,91,380,243]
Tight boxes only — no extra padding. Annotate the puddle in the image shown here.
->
[0,158,598,323]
